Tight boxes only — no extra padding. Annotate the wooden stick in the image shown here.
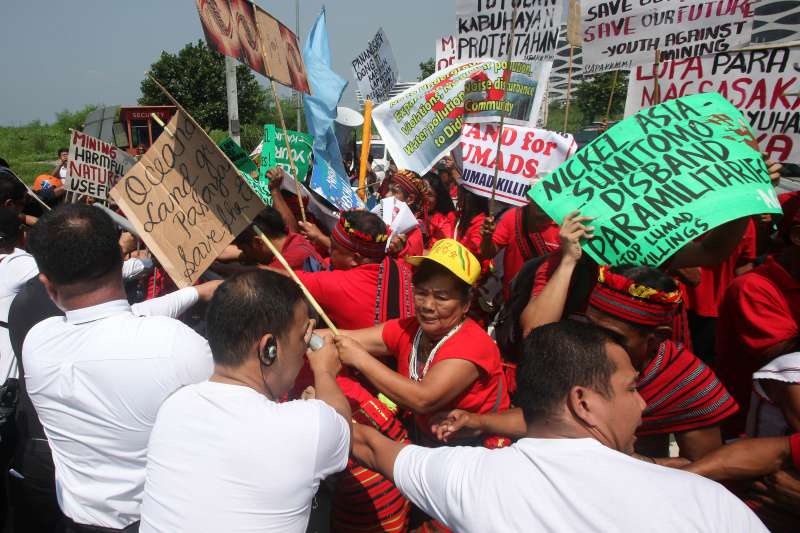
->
[653,49,662,105]
[357,100,373,203]
[604,70,620,129]
[489,0,520,216]
[252,225,339,334]
[6,167,52,211]
[563,45,574,132]
[150,113,174,137]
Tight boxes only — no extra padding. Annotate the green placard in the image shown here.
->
[218,137,272,207]
[259,125,313,183]
[529,93,781,267]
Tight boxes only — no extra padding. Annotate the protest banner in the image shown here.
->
[436,35,457,71]
[66,129,135,200]
[455,0,563,62]
[624,45,800,163]
[309,158,365,212]
[351,28,399,104]
[194,0,310,93]
[461,123,576,206]
[580,0,754,74]
[259,125,314,182]
[529,93,781,267]
[110,110,264,288]
[372,60,550,174]
[218,137,273,206]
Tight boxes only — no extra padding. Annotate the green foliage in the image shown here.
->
[53,104,98,135]
[545,101,586,134]
[418,58,435,81]
[573,71,628,125]
[139,41,268,131]
[0,123,68,184]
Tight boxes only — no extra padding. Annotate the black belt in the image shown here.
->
[60,516,140,533]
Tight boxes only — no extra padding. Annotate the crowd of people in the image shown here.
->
[0,144,798,533]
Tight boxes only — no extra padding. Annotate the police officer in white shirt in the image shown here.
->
[23,204,214,532]
[351,320,768,533]
[140,270,351,533]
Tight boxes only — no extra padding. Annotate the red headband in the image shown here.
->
[330,213,388,259]
[588,266,682,326]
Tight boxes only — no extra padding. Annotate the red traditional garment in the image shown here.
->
[456,213,486,258]
[637,340,739,435]
[396,225,425,260]
[267,231,322,270]
[427,212,456,246]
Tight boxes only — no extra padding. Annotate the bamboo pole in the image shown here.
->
[604,70,620,129]
[653,49,662,105]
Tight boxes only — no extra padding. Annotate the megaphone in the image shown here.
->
[334,106,365,160]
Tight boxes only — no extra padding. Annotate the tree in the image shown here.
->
[139,41,267,130]
[418,58,435,81]
[573,71,629,125]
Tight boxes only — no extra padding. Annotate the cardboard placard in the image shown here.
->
[580,0,754,74]
[460,123,576,206]
[455,0,563,62]
[624,45,800,163]
[372,60,551,174]
[351,28,399,104]
[110,110,265,288]
[66,130,135,200]
[529,93,781,266]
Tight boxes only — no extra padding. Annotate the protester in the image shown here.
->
[51,148,68,181]
[383,169,430,258]
[0,172,35,226]
[350,321,766,532]
[140,271,351,533]
[454,188,489,257]
[31,173,66,206]
[332,239,510,446]
[421,172,456,246]
[746,351,800,437]
[23,204,215,531]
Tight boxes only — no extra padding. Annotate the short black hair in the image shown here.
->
[27,204,122,285]
[341,210,387,241]
[0,207,21,246]
[58,147,68,155]
[206,270,306,367]
[516,320,623,424]
[235,207,288,244]
[0,173,26,205]
[412,260,470,302]
[422,172,455,216]
[609,264,678,293]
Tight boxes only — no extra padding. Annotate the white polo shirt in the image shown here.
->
[23,299,213,529]
[0,248,39,384]
[394,438,767,533]
[140,381,350,533]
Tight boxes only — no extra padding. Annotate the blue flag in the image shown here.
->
[303,8,363,210]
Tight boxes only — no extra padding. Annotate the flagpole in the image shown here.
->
[489,0,520,217]
[357,100,373,202]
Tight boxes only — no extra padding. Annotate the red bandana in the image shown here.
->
[588,266,682,326]
[330,212,389,259]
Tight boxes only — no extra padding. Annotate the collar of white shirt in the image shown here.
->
[65,299,132,325]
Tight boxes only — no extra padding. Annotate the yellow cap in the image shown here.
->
[406,238,481,286]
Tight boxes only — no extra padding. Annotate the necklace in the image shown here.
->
[408,322,463,381]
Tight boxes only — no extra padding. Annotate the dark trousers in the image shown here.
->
[7,438,60,533]
[57,517,139,533]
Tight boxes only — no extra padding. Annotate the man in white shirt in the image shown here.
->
[352,320,767,533]
[140,270,351,533]
[23,204,214,532]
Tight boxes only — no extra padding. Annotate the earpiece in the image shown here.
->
[259,338,278,367]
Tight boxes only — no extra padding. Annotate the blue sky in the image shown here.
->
[0,0,455,125]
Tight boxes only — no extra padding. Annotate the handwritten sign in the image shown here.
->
[529,93,781,266]
[259,125,314,182]
[581,0,754,74]
[351,28,399,104]
[624,46,800,164]
[218,137,272,206]
[372,60,550,174]
[456,0,563,62]
[110,110,264,288]
[461,123,576,206]
[436,35,457,71]
[66,130,135,200]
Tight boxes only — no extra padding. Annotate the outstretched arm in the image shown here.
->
[684,436,794,482]
[352,423,408,482]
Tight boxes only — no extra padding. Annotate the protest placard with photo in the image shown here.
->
[436,35,457,71]
[351,28,399,104]
[372,60,550,174]
[460,123,576,206]
[110,110,264,288]
[530,93,781,267]
[218,137,273,206]
[309,158,364,212]
[580,0,754,74]
[194,0,310,93]
[66,129,135,200]
[456,0,563,62]
[259,125,314,181]
[624,45,800,163]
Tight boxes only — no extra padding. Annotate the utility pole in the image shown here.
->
[224,55,241,145]
[295,0,302,131]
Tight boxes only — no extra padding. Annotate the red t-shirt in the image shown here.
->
[428,212,456,245]
[494,207,560,300]
[457,213,486,258]
[381,317,510,440]
[296,260,413,330]
[397,225,425,259]
[684,219,757,318]
[268,232,322,270]
[716,256,800,435]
